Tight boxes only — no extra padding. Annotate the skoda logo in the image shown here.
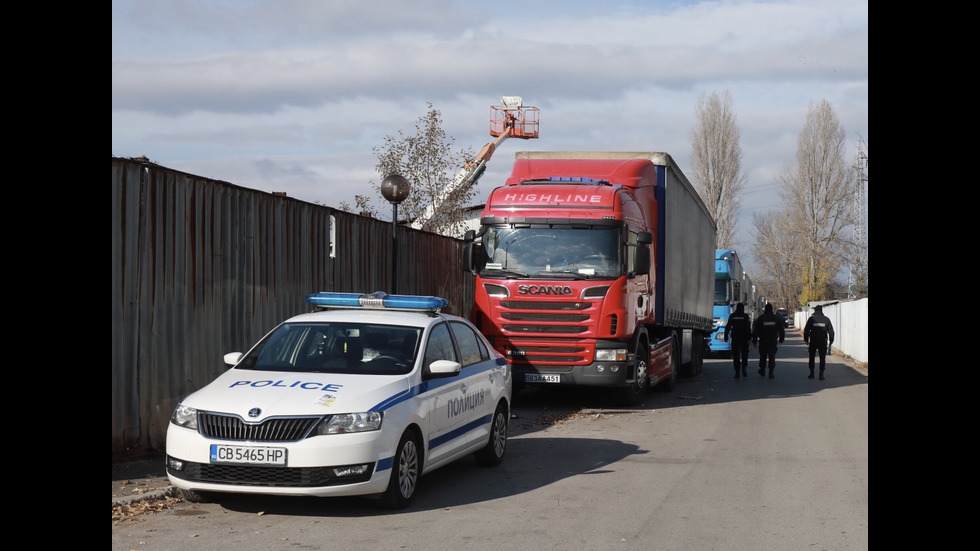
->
[248,408,262,418]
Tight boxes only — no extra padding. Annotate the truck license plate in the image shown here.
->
[210,444,287,465]
[525,373,560,383]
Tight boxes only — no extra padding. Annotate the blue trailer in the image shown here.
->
[705,249,756,357]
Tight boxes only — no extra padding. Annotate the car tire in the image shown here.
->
[377,430,421,510]
[475,403,508,467]
[177,488,213,503]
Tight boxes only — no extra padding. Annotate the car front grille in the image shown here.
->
[199,412,322,442]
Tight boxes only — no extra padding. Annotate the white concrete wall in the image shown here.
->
[793,298,867,365]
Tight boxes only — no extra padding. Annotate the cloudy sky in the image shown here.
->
[112,0,868,275]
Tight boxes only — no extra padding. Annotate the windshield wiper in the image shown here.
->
[539,270,593,279]
[480,268,529,278]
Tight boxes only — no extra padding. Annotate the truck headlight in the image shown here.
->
[595,349,627,362]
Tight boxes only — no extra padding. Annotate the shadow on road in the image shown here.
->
[206,435,644,516]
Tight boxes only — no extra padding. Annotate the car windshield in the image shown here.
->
[236,323,421,375]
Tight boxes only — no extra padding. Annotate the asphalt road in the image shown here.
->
[112,328,868,551]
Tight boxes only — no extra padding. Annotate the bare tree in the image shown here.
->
[771,99,858,304]
[690,90,748,249]
[751,211,803,310]
[339,103,475,236]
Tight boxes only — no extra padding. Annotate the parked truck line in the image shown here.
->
[706,249,761,357]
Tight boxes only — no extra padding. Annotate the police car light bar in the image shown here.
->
[307,291,448,311]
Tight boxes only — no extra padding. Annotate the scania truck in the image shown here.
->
[462,151,715,405]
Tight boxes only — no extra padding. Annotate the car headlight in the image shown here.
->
[318,412,383,435]
[171,404,199,429]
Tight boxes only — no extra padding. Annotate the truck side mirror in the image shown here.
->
[634,245,650,275]
[462,230,477,273]
[631,231,652,276]
[462,242,474,273]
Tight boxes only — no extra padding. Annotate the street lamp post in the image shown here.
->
[380,174,411,294]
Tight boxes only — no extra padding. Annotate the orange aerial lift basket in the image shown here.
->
[490,96,539,139]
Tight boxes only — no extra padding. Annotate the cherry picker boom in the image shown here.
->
[410,96,539,232]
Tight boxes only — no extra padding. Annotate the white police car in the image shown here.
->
[166,291,511,509]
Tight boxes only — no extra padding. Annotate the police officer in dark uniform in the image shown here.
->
[803,305,835,380]
[752,303,785,378]
[723,302,752,379]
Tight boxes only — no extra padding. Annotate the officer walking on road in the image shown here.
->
[752,303,785,379]
[803,305,835,380]
[723,302,752,379]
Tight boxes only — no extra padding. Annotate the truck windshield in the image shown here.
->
[714,278,731,305]
[477,227,621,279]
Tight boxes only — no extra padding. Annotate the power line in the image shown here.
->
[740,183,781,195]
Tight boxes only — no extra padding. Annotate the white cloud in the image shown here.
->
[112,0,868,275]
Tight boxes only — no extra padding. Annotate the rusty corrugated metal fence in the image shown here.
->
[111,157,474,458]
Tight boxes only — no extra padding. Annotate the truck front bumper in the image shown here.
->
[512,362,631,388]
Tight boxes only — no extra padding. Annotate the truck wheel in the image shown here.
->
[680,333,695,378]
[693,337,705,375]
[619,341,649,406]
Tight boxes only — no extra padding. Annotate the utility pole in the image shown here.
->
[848,144,868,298]
[854,146,867,251]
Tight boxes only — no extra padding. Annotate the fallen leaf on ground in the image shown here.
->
[112,496,182,524]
